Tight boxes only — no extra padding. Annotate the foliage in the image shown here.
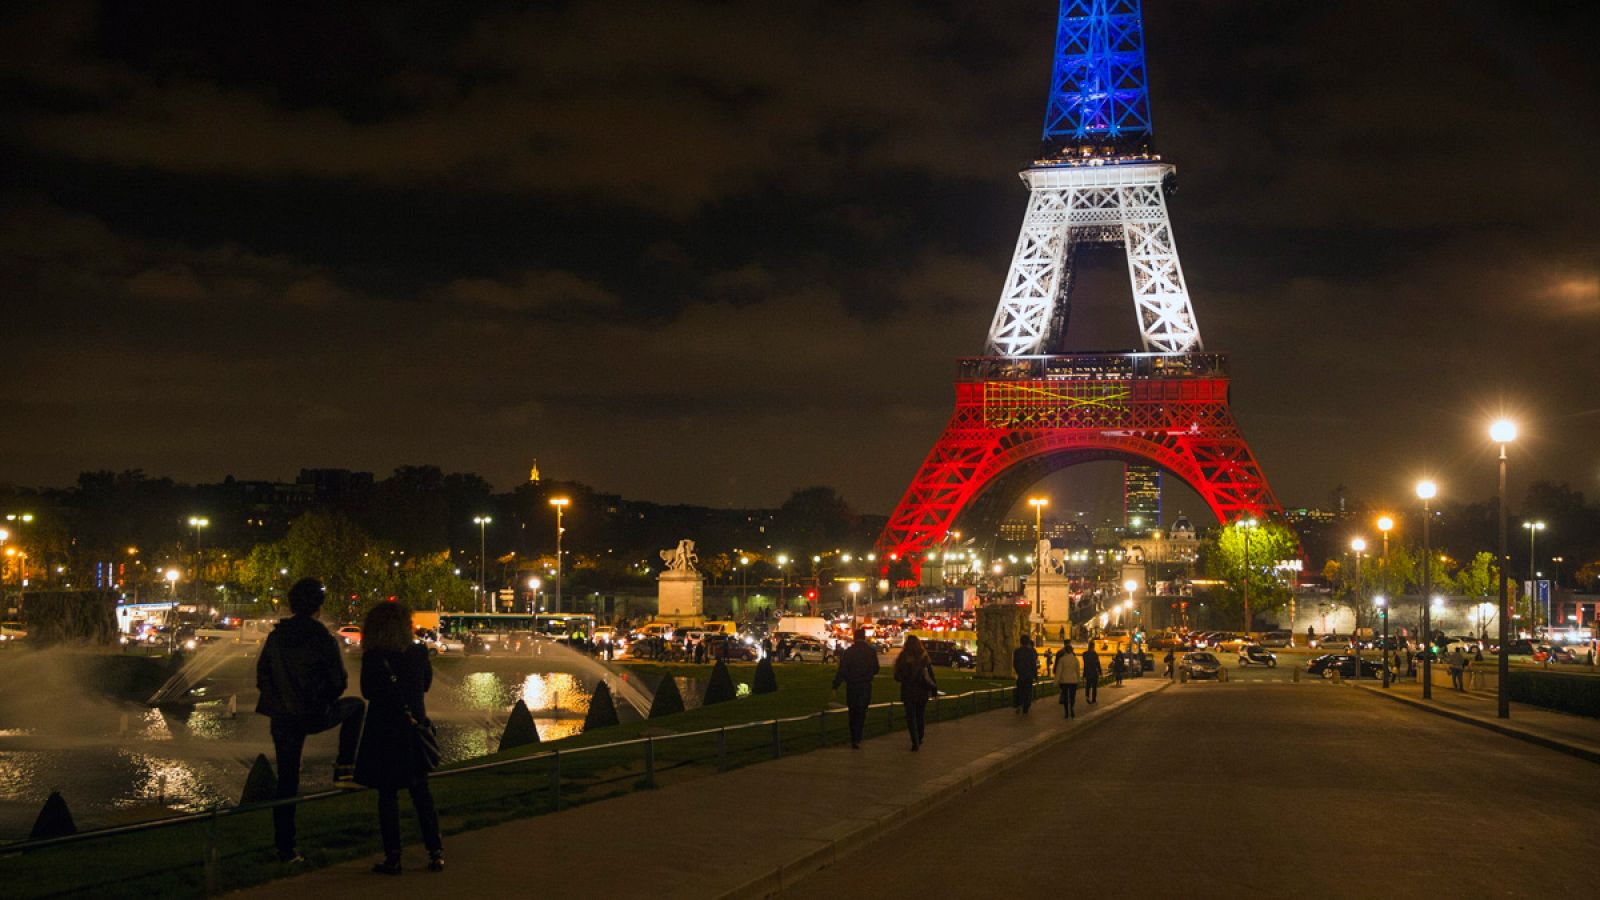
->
[30,791,77,840]
[281,510,375,615]
[1455,551,1501,599]
[239,754,277,805]
[753,656,778,694]
[703,659,737,705]
[582,682,620,732]
[1203,520,1299,620]
[498,699,541,751]
[21,592,118,645]
[647,672,685,718]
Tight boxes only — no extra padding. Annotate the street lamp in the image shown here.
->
[1123,578,1138,640]
[847,581,861,624]
[1237,518,1258,636]
[1350,538,1367,677]
[1416,480,1437,698]
[1028,497,1048,627]
[527,576,542,613]
[1523,521,1545,636]
[1375,595,1390,686]
[187,516,209,603]
[472,515,493,613]
[776,554,789,604]
[548,498,570,614]
[1489,419,1516,718]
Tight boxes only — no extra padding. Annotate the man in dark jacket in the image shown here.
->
[832,628,880,748]
[1013,635,1039,713]
[256,578,366,863]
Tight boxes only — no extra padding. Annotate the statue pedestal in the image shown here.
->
[1037,573,1074,640]
[975,604,1028,679]
[656,570,705,627]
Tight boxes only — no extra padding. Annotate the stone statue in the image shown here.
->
[1037,539,1067,576]
[659,539,700,573]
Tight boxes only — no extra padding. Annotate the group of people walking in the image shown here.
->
[255,578,443,876]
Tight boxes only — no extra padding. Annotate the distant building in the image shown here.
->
[1124,464,1161,535]
[1121,513,1200,576]
[296,468,374,503]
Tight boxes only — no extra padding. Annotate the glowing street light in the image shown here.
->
[1490,420,1517,719]
[1417,479,1438,698]
[1237,517,1259,636]
[527,576,542,613]
[548,498,570,614]
[1028,497,1049,625]
[848,581,862,623]
[1350,537,1367,677]
[472,515,494,613]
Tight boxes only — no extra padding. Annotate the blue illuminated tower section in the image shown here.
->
[1042,0,1153,160]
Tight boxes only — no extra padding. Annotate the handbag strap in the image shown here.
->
[380,656,425,728]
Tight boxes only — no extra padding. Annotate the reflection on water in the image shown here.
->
[0,657,626,838]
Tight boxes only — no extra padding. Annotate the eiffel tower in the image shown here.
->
[876,0,1283,580]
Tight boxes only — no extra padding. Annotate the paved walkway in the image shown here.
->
[1356,679,1600,763]
[238,678,1169,898]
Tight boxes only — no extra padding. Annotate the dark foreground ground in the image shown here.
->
[787,683,1600,898]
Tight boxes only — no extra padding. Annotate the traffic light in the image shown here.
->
[806,589,818,601]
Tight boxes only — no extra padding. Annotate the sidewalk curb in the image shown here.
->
[1354,684,1600,765]
[718,681,1171,900]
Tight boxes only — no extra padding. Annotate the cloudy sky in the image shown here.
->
[3,0,1597,521]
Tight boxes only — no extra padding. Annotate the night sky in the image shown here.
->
[3,1,1597,522]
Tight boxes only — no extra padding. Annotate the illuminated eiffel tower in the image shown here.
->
[877,0,1283,578]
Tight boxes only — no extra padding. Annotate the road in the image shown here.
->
[785,681,1600,897]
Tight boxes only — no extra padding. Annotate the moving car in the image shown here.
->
[1236,645,1278,667]
[922,639,975,669]
[1181,651,1223,680]
[785,636,832,663]
[334,624,362,648]
[1306,654,1384,679]
[1316,635,1353,651]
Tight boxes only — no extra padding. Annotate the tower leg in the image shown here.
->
[986,189,1075,357]
[1120,182,1201,352]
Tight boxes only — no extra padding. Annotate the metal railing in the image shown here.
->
[1,679,1059,897]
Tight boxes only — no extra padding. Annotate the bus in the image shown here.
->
[436,612,597,654]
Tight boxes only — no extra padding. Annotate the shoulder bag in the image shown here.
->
[382,656,441,772]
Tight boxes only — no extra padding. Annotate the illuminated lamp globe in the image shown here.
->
[1489,420,1517,444]
[1416,480,1438,501]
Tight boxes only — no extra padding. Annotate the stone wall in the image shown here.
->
[976,604,1028,679]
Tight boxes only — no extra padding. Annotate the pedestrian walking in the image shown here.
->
[1447,648,1466,691]
[255,578,365,864]
[1111,648,1127,686]
[1044,647,1056,672]
[1055,640,1081,718]
[1012,635,1039,713]
[832,628,880,748]
[892,635,937,751]
[1163,648,1176,680]
[355,602,443,875]
[1081,644,1102,705]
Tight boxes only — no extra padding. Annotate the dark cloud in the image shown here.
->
[2,0,1597,521]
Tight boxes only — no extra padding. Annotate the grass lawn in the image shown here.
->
[3,661,1037,898]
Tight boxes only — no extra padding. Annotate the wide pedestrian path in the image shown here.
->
[1356,678,1600,762]
[239,676,1169,899]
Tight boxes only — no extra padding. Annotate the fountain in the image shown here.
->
[524,637,654,717]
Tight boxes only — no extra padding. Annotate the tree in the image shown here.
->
[773,487,856,556]
[281,510,377,617]
[648,673,685,718]
[703,659,737,705]
[1203,520,1299,629]
[499,699,541,751]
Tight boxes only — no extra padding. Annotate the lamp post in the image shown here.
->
[848,581,861,624]
[1376,595,1390,687]
[1416,480,1437,699]
[187,516,209,604]
[1124,578,1138,643]
[164,568,181,652]
[1523,521,1545,637]
[526,576,541,614]
[777,554,789,605]
[548,498,570,614]
[1350,538,1367,678]
[739,555,750,619]
[1490,419,1517,719]
[472,516,493,613]
[1238,518,1258,637]
[1028,497,1048,628]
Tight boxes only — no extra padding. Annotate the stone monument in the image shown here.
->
[656,539,705,628]
[1033,538,1075,640]
[975,602,1028,679]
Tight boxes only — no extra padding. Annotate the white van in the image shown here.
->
[772,616,829,643]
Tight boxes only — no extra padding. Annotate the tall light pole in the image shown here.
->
[526,576,541,613]
[164,568,181,652]
[1416,480,1437,698]
[187,516,209,604]
[1028,497,1048,628]
[1350,538,1367,677]
[1375,595,1390,687]
[1523,521,1545,636]
[472,516,492,613]
[549,498,569,614]
[1238,518,1258,636]
[1490,419,1517,719]
[6,513,34,601]
[848,581,861,624]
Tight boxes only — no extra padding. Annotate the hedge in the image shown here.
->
[1506,669,1600,718]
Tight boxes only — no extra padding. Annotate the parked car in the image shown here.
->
[1237,645,1278,667]
[1258,631,1292,648]
[334,624,362,649]
[1316,635,1353,651]
[923,639,975,669]
[1181,651,1223,680]
[1306,654,1384,679]
[703,634,758,661]
[0,621,27,644]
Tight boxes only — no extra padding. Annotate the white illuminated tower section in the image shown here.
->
[985,0,1202,357]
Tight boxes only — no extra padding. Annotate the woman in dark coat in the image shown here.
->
[1081,644,1102,705]
[892,635,937,751]
[356,602,443,875]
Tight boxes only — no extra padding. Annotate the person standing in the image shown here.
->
[832,628,880,748]
[1081,644,1102,705]
[1111,647,1127,686]
[356,602,444,875]
[255,578,365,864]
[1055,640,1082,718]
[1447,648,1466,691]
[1012,635,1039,714]
[892,635,937,751]
[1163,648,1176,680]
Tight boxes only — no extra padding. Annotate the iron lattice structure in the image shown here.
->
[878,1,1283,573]
[1043,0,1153,158]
